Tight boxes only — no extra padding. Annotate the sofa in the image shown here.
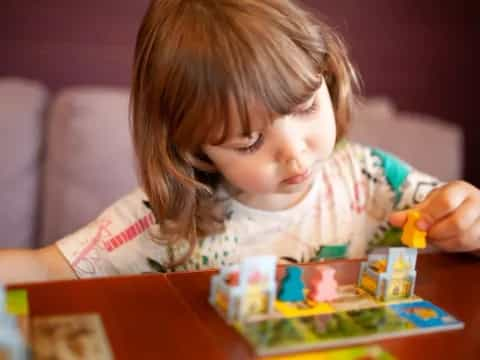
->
[0,77,463,249]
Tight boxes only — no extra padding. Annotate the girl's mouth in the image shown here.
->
[283,169,311,185]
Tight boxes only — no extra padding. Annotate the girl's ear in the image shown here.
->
[186,152,218,173]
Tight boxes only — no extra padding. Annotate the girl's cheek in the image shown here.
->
[226,161,273,191]
[240,177,271,192]
[312,122,336,159]
[309,133,328,157]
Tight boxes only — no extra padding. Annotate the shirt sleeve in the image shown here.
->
[56,188,171,278]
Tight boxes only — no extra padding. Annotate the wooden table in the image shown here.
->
[9,253,480,359]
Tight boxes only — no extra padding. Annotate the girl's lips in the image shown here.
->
[283,169,311,185]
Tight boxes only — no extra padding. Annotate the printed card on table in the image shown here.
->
[32,313,113,360]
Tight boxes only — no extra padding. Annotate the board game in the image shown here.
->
[209,211,465,356]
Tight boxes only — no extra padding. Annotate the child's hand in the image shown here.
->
[389,181,480,252]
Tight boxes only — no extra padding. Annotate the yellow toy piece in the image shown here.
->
[401,210,427,248]
[274,299,334,318]
[274,288,335,318]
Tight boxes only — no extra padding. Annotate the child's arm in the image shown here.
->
[0,245,76,284]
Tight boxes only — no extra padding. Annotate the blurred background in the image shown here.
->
[0,0,477,249]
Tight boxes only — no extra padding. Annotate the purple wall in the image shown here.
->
[1,0,146,88]
[1,0,478,185]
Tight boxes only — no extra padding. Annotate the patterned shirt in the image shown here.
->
[57,141,439,277]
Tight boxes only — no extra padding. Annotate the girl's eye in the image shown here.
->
[236,133,264,154]
[297,100,319,116]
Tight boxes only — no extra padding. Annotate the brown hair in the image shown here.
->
[130,0,359,266]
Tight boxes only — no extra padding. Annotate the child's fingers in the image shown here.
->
[433,218,480,252]
[388,186,441,228]
[414,181,468,230]
[433,237,460,252]
[428,197,480,240]
[388,182,468,230]
[388,210,410,227]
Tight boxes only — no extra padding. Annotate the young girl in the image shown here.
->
[1,0,479,283]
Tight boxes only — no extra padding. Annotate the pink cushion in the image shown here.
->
[40,87,138,246]
[0,78,49,247]
[349,98,463,181]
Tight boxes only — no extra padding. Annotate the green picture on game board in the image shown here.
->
[237,300,463,356]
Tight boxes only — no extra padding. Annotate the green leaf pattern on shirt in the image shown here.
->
[371,148,411,206]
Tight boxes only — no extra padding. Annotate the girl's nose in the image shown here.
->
[275,132,308,172]
[286,158,306,173]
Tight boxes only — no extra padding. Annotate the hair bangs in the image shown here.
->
[169,0,327,152]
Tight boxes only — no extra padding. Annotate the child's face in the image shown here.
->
[202,81,336,210]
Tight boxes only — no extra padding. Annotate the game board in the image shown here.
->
[211,259,464,356]
[236,299,463,356]
[209,211,465,356]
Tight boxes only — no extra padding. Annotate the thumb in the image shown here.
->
[388,209,411,228]
[388,188,441,229]
[389,207,431,232]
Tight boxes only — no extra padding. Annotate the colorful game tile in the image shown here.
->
[357,247,417,301]
[389,300,462,328]
[209,255,277,322]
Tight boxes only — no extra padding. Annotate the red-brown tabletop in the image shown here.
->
[9,274,225,359]
[8,253,480,359]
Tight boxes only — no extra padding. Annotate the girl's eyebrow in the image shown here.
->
[293,93,316,112]
[223,133,259,145]
[221,94,317,147]
[221,138,247,146]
